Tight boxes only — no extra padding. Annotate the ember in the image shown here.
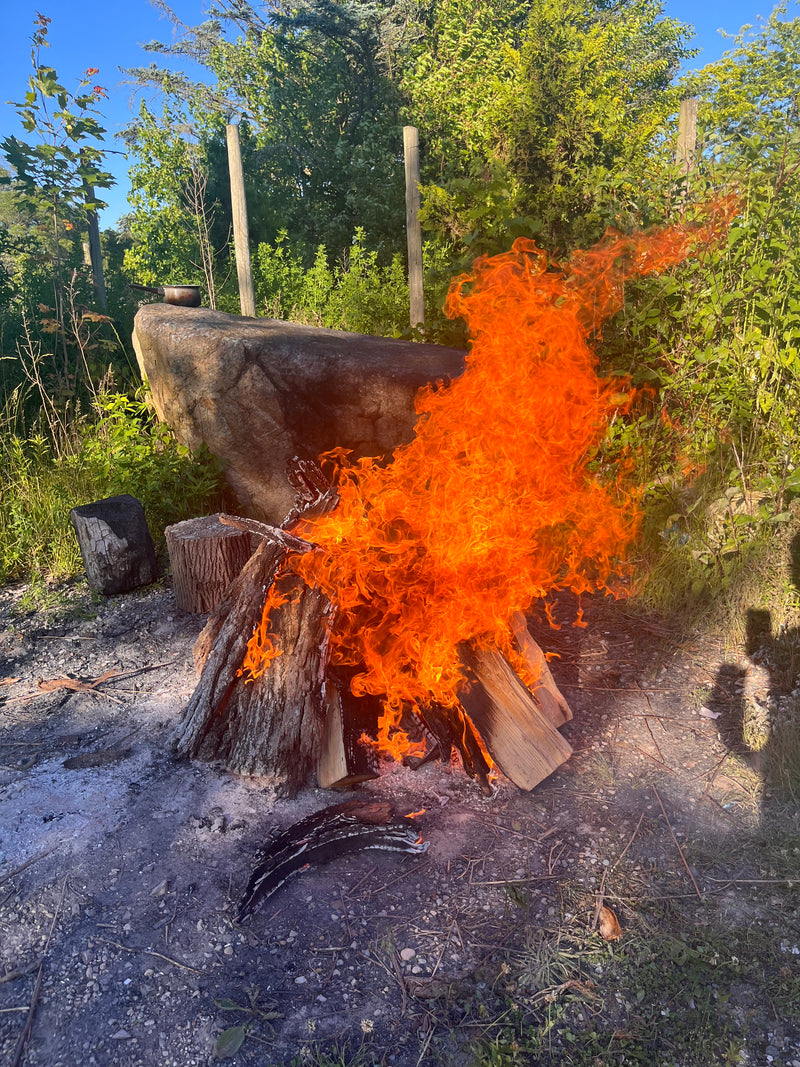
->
[243,200,737,762]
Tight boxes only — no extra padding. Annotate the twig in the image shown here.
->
[391,950,408,1017]
[704,876,798,885]
[0,850,57,888]
[652,786,702,900]
[611,813,645,873]
[10,877,68,1067]
[0,961,42,986]
[94,937,202,974]
[219,513,315,553]
[466,876,559,886]
[590,870,608,932]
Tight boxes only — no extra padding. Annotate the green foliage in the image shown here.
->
[406,0,695,257]
[253,229,412,337]
[126,0,407,264]
[1,14,113,220]
[597,7,800,618]
[0,392,225,583]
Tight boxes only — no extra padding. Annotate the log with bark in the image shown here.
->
[165,513,255,614]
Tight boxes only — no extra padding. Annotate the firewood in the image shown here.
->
[511,611,573,726]
[416,702,494,795]
[458,645,572,791]
[317,672,380,789]
[218,513,315,553]
[237,800,428,920]
[177,557,332,794]
[70,494,158,595]
[165,514,254,614]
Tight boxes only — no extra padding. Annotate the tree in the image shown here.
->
[125,0,408,264]
[406,0,695,257]
[1,13,115,398]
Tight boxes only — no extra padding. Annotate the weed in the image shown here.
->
[0,389,225,583]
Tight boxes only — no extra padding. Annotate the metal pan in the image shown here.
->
[130,283,202,308]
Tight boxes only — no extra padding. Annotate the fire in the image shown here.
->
[244,200,737,759]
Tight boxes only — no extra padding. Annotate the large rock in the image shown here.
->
[133,305,466,523]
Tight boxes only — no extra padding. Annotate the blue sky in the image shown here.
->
[0,0,788,228]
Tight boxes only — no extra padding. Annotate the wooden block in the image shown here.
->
[458,645,572,791]
[511,611,573,725]
[70,494,158,595]
[165,513,254,614]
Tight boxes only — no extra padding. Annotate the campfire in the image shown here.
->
[175,201,736,796]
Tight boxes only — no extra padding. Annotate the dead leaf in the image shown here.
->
[1,677,20,687]
[62,746,132,770]
[37,670,118,694]
[598,905,623,941]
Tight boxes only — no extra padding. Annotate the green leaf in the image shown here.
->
[213,998,244,1012]
[214,1025,246,1058]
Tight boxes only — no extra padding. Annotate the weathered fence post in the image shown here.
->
[403,126,425,329]
[677,98,699,175]
[226,120,256,318]
[81,150,106,311]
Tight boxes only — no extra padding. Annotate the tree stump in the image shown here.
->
[70,494,158,595]
[165,514,254,614]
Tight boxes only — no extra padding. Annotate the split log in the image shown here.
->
[317,670,380,789]
[70,494,158,595]
[165,514,254,614]
[458,644,573,791]
[511,611,573,727]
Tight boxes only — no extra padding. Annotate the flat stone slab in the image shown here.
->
[133,305,466,522]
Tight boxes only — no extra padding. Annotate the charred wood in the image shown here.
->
[237,800,428,920]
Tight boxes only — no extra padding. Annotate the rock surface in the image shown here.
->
[133,306,466,522]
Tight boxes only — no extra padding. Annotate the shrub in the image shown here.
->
[0,391,225,583]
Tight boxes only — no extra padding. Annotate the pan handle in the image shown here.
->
[129,283,162,295]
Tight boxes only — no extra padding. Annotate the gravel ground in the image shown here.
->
[1,578,799,1066]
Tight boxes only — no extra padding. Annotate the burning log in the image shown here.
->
[176,541,332,794]
[174,208,735,797]
[458,644,573,791]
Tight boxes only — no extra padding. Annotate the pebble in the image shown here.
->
[400,948,416,961]
[111,1030,131,1040]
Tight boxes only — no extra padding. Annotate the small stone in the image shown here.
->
[111,1029,131,1040]
[294,976,307,985]
[400,948,416,962]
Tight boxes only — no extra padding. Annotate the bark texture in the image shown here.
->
[69,494,158,595]
[176,540,332,794]
[165,514,254,614]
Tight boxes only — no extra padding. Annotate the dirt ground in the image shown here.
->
[1,578,799,1066]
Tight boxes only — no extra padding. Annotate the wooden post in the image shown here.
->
[81,152,107,311]
[226,121,256,318]
[677,98,698,175]
[403,126,425,329]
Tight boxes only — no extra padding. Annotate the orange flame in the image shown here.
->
[244,199,737,758]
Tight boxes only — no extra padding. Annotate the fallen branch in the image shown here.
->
[219,513,315,553]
